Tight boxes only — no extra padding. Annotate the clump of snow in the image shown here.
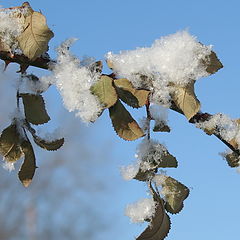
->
[120,138,168,181]
[19,74,49,94]
[153,173,167,186]
[154,173,181,198]
[120,161,140,181]
[150,104,169,128]
[41,39,102,123]
[196,114,240,147]
[3,161,15,171]
[136,138,168,171]
[0,8,25,51]
[36,127,63,141]
[125,198,156,223]
[106,30,212,106]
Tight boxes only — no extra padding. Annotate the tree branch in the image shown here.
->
[190,112,240,155]
[0,51,56,71]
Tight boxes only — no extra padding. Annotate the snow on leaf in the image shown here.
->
[171,81,200,120]
[18,140,36,187]
[137,185,171,240]
[153,121,170,133]
[134,151,177,182]
[33,136,64,151]
[0,124,23,162]
[20,93,50,125]
[161,176,190,214]
[109,100,144,141]
[90,75,118,109]
[224,152,240,168]
[113,78,150,108]
[17,10,54,60]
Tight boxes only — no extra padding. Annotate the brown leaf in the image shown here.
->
[18,140,36,187]
[17,11,54,60]
[161,176,190,214]
[33,136,64,151]
[20,93,50,125]
[134,150,178,182]
[225,152,240,168]
[0,124,23,162]
[203,51,223,75]
[90,75,118,109]
[171,81,200,120]
[137,186,171,240]
[109,100,144,141]
[153,121,171,133]
[114,78,150,108]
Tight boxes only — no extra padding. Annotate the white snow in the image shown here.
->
[41,39,102,123]
[0,8,24,51]
[125,198,156,223]
[136,138,168,171]
[106,30,212,106]
[120,161,140,181]
[2,161,15,171]
[120,138,169,181]
[196,113,240,148]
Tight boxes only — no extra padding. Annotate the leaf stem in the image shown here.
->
[145,101,151,141]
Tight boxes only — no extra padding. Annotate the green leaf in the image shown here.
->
[17,10,54,60]
[171,81,200,120]
[114,78,150,108]
[137,185,171,240]
[20,93,50,125]
[18,140,36,187]
[91,75,118,109]
[33,136,64,151]
[203,51,223,75]
[0,124,23,162]
[109,100,144,141]
[161,176,190,214]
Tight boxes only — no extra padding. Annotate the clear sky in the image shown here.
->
[1,0,240,239]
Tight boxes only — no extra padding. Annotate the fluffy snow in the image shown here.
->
[120,138,169,180]
[196,113,240,148]
[36,127,63,142]
[3,161,15,171]
[19,74,49,94]
[106,30,212,106]
[120,161,140,181]
[150,104,169,128]
[0,8,24,51]
[125,198,156,223]
[136,138,168,171]
[41,39,102,123]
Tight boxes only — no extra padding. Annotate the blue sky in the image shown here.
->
[1,0,240,239]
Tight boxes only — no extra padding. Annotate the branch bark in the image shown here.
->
[0,51,56,70]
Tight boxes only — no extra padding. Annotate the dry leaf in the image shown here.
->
[137,186,171,240]
[20,93,50,125]
[171,81,200,120]
[18,11,54,60]
[153,121,171,133]
[114,78,150,108]
[109,100,144,141]
[161,176,189,214]
[33,136,64,151]
[203,51,223,75]
[225,152,240,168]
[0,124,23,162]
[18,140,36,187]
[91,75,118,109]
